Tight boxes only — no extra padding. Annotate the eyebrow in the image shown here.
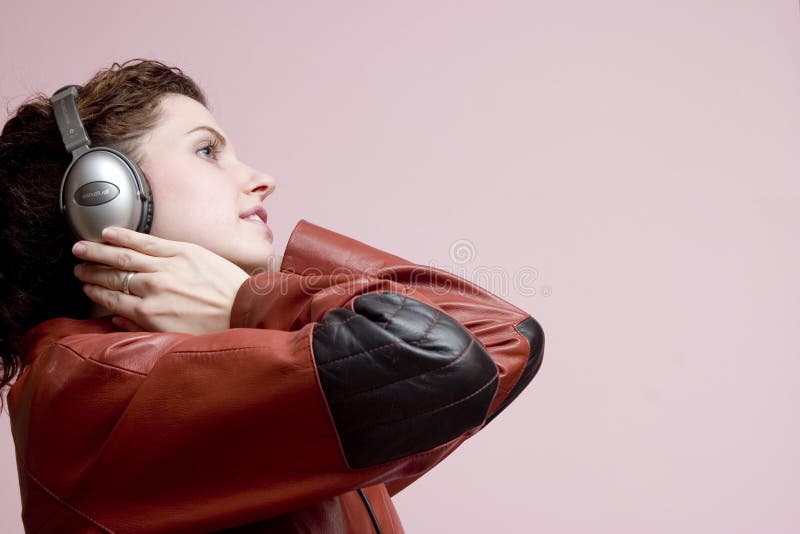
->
[185,125,228,148]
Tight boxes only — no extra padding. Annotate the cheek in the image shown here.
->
[143,169,179,237]
[144,162,236,239]
[142,160,182,206]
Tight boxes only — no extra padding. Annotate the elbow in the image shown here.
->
[340,332,499,469]
[312,292,500,469]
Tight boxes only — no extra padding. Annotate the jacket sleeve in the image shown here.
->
[34,270,497,532]
[276,219,546,497]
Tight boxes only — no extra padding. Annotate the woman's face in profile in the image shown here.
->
[137,93,277,274]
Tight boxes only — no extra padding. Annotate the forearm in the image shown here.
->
[276,219,546,497]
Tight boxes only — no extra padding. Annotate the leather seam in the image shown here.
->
[56,342,287,375]
[319,308,467,370]
[21,462,113,533]
[167,346,284,355]
[317,339,404,367]
[328,337,477,401]
[408,308,441,346]
[377,292,408,329]
[314,313,360,332]
[54,343,147,377]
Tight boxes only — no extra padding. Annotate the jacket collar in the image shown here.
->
[16,315,118,368]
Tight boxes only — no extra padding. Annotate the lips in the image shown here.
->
[239,204,273,241]
[239,205,268,224]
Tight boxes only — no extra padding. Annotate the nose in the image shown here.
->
[246,168,277,201]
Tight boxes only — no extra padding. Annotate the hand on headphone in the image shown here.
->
[71,226,250,334]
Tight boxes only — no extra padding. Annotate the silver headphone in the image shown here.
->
[50,85,153,242]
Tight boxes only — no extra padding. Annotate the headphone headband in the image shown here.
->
[51,85,91,160]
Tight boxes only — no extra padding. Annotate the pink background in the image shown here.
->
[2,1,799,532]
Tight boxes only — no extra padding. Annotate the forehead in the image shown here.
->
[153,93,221,135]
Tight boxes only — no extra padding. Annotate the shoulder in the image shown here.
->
[16,316,190,376]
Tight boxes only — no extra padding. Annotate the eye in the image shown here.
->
[196,136,221,159]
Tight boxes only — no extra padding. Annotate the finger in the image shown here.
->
[101,226,185,258]
[72,240,158,273]
[74,264,150,296]
[82,282,143,320]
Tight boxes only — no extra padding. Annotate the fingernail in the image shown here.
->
[73,264,82,276]
[73,242,86,255]
[103,227,118,240]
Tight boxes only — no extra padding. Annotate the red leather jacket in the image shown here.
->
[8,219,544,533]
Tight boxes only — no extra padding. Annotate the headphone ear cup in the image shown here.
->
[60,147,154,242]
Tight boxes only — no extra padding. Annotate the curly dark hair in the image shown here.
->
[0,58,207,414]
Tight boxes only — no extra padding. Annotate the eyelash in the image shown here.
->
[197,137,221,159]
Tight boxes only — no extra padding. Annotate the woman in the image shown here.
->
[0,59,545,533]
